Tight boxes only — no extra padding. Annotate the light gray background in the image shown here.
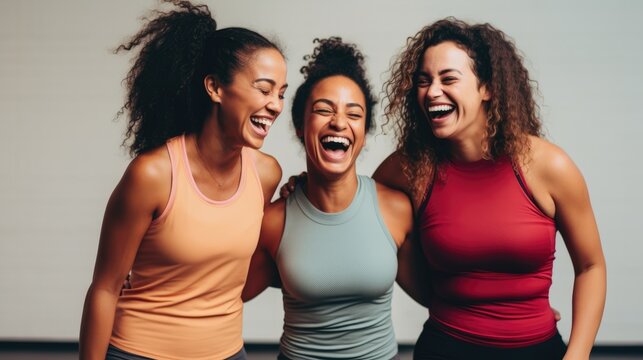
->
[1,0,641,344]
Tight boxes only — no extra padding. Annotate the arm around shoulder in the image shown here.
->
[242,199,285,302]
[373,150,420,208]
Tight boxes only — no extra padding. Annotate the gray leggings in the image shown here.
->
[106,344,248,360]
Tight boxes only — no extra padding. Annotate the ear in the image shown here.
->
[204,75,223,103]
[480,83,491,101]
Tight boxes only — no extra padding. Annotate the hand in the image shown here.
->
[120,273,132,295]
[552,307,561,322]
[279,172,307,198]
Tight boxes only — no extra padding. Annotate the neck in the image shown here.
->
[448,138,485,162]
[448,112,487,162]
[196,115,243,169]
[303,169,359,213]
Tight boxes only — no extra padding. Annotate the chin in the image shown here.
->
[243,135,266,150]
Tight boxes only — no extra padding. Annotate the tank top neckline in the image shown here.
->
[446,156,510,171]
[180,134,247,205]
[293,175,365,225]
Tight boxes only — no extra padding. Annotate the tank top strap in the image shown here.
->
[360,175,398,252]
[150,136,183,224]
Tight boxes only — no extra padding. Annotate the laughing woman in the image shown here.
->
[374,18,606,360]
[79,1,287,359]
[243,37,427,360]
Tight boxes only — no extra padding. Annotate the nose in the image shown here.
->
[329,112,348,130]
[427,81,443,99]
[266,95,283,115]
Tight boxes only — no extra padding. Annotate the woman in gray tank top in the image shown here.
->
[243,37,430,360]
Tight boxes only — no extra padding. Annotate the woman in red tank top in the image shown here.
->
[373,18,606,360]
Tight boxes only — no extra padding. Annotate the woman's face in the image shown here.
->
[211,48,288,149]
[415,41,490,142]
[300,75,366,178]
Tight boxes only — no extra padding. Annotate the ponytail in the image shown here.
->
[116,0,281,156]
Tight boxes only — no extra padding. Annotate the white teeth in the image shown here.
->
[251,117,274,127]
[428,104,454,112]
[321,136,350,146]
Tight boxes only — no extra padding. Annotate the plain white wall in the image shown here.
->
[1,0,641,344]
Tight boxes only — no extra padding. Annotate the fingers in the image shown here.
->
[279,172,307,199]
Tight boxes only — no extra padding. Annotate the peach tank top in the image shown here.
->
[110,135,264,359]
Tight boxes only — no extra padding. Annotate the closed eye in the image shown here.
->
[416,77,431,87]
[313,108,334,115]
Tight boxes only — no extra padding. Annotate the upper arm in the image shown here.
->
[373,150,419,208]
[375,182,430,306]
[537,143,605,273]
[376,183,413,248]
[242,200,285,301]
[254,151,282,205]
[91,150,170,294]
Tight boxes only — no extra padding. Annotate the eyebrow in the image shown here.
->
[312,99,365,111]
[417,68,463,77]
[254,78,288,90]
[439,68,463,75]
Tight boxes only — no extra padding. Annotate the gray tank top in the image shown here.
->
[276,175,398,359]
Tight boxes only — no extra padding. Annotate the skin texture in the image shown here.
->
[373,41,605,360]
[243,75,429,306]
[79,49,287,360]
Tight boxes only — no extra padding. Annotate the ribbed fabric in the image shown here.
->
[110,135,264,360]
[277,176,399,359]
[418,157,558,348]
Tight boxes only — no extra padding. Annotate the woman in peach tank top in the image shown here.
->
[79,1,287,359]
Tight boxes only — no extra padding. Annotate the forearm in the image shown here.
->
[564,264,607,360]
[79,285,120,360]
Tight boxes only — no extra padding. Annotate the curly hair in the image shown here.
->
[291,37,377,143]
[384,17,542,194]
[116,0,282,156]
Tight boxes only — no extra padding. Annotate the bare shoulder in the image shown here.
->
[375,182,413,216]
[374,181,413,247]
[119,146,171,207]
[526,136,588,205]
[372,150,415,201]
[527,136,582,183]
[253,150,281,174]
[251,150,282,202]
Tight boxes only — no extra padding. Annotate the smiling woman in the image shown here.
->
[242,37,427,360]
[78,1,286,359]
[301,75,367,177]
[374,18,606,360]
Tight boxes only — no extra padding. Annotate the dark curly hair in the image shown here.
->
[291,37,377,143]
[384,17,542,194]
[116,0,283,156]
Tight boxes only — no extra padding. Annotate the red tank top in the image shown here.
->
[418,157,557,348]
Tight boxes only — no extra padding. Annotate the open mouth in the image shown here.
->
[428,104,455,120]
[250,116,274,134]
[320,135,351,153]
